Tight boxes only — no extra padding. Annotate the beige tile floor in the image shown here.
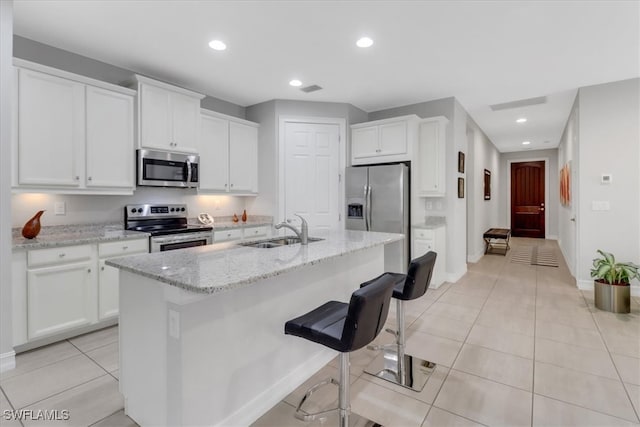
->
[2,238,639,426]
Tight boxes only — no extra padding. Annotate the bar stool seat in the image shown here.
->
[285,273,396,427]
[363,251,438,392]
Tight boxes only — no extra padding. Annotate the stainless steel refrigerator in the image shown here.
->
[345,163,409,272]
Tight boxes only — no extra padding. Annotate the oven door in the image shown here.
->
[138,149,199,188]
[150,232,212,252]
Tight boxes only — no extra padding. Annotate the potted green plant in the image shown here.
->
[591,250,639,313]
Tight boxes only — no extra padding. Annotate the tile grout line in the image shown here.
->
[579,288,640,423]
[87,408,125,427]
[0,385,25,427]
[14,373,112,411]
[531,263,539,427]
[531,391,640,425]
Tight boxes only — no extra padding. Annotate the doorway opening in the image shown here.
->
[510,160,546,238]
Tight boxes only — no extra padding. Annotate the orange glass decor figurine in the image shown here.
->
[232,213,239,223]
[22,210,45,239]
[241,209,247,222]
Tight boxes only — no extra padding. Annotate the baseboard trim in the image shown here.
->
[447,267,467,284]
[0,350,16,373]
[578,280,640,296]
[547,234,558,241]
[467,251,484,264]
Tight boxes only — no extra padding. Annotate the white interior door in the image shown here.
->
[284,122,340,233]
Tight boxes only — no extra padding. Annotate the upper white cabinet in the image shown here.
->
[350,115,419,165]
[199,110,259,194]
[13,59,136,194]
[134,75,204,153]
[417,116,448,197]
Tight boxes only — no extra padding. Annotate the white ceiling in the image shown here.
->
[12,0,640,153]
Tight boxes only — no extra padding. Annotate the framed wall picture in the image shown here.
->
[458,177,464,198]
[458,151,465,173]
[484,169,491,200]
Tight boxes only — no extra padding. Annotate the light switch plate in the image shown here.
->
[591,201,610,211]
[54,201,66,215]
[601,174,612,184]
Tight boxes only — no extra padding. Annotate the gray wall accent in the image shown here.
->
[368,97,454,122]
[1,0,13,363]
[576,78,639,288]
[499,149,559,240]
[14,36,246,119]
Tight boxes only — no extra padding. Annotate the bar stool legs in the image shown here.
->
[364,299,436,391]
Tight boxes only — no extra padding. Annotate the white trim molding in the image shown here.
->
[447,267,467,284]
[0,350,15,373]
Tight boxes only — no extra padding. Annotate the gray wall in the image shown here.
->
[14,36,246,119]
[499,149,559,240]
[576,78,640,288]
[1,0,13,365]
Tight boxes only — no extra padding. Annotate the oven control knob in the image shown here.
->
[181,207,186,212]
[170,208,175,212]
[130,208,136,213]
[137,208,143,213]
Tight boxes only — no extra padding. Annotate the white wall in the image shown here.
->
[576,78,640,289]
[499,149,559,239]
[0,0,14,368]
[466,118,501,263]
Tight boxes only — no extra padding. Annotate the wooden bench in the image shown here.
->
[483,228,511,255]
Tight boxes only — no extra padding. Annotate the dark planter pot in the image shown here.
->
[594,279,630,313]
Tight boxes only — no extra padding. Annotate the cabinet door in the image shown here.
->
[412,238,434,259]
[27,261,96,339]
[139,83,171,150]
[418,120,445,196]
[351,126,379,160]
[229,122,258,193]
[98,259,119,320]
[170,92,200,152]
[378,121,407,156]
[18,69,85,187]
[86,86,134,189]
[200,115,229,191]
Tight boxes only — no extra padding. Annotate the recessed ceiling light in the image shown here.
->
[522,141,531,145]
[208,40,227,51]
[289,79,302,87]
[356,37,374,48]
[516,118,527,123]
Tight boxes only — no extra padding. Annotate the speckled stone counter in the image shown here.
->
[107,229,403,294]
[188,215,272,230]
[413,216,446,229]
[12,223,149,250]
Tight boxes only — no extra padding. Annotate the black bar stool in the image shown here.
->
[363,251,437,392]
[284,273,397,427]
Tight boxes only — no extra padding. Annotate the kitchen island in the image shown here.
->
[107,229,403,427]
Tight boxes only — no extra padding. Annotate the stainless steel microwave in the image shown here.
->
[137,149,199,188]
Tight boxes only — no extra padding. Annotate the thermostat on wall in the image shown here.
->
[601,174,612,184]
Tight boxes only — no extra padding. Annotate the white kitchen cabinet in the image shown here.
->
[26,245,97,340]
[86,86,135,189]
[214,228,243,242]
[412,226,446,288]
[242,226,269,240]
[13,60,136,195]
[16,67,85,187]
[98,239,148,320]
[199,109,259,194]
[417,116,448,197]
[135,75,204,153]
[351,115,419,165]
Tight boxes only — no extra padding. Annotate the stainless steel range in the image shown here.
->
[125,204,213,252]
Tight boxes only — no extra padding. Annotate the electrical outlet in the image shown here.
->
[54,201,66,215]
[426,201,433,210]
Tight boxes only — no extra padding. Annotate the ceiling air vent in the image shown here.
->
[490,96,547,111]
[300,85,323,93]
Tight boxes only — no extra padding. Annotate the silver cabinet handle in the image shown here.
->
[230,184,234,188]
[123,245,128,250]
[88,176,92,181]
[75,176,80,180]
[87,268,91,273]
[101,266,105,271]
[59,253,66,258]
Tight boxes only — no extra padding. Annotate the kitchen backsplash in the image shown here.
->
[11,188,259,228]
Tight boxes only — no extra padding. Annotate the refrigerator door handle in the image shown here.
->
[363,185,369,231]
[366,185,372,231]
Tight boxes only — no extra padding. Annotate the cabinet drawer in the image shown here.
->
[243,226,269,239]
[28,245,92,268]
[99,239,149,258]
[413,229,434,240]
[214,229,243,242]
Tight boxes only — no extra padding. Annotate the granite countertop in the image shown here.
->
[106,230,404,295]
[12,223,150,250]
[413,216,446,229]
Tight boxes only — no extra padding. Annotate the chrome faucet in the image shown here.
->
[274,214,308,245]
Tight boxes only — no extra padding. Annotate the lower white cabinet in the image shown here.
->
[12,237,148,347]
[98,239,149,320]
[26,245,96,340]
[412,226,446,287]
[213,226,270,243]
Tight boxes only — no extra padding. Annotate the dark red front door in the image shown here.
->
[511,161,545,238]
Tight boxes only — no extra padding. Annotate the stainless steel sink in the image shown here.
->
[239,236,324,248]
